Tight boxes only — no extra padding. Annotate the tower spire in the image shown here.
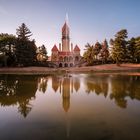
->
[65,13,69,24]
[62,14,70,52]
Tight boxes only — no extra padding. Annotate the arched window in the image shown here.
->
[64,56,68,62]
[75,56,79,61]
[59,57,63,62]
[59,63,63,67]
[69,56,73,62]
[64,63,68,67]
[70,63,73,67]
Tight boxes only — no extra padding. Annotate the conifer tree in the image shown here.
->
[15,23,37,66]
[16,23,32,41]
[134,37,140,63]
[110,29,128,65]
[100,39,109,63]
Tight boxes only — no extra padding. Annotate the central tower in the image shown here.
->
[62,21,70,52]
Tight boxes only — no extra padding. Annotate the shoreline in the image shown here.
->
[0,64,140,75]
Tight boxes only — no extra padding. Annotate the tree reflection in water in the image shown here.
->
[0,74,81,117]
[85,74,140,108]
[0,74,140,118]
[37,77,48,93]
[85,74,109,97]
[110,75,140,108]
[0,75,38,117]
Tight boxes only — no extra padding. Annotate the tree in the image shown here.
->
[134,37,140,63]
[83,43,95,65]
[100,39,109,63]
[36,44,48,62]
[0,33,17,66]
[127,37,136,62]
[16,23,32,41]
[15,23,37,66]
[16,39,37,66]
[110,29,128,65]
[94,41,102,59]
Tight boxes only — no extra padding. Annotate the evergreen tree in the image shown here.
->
[15,23,37,66]
[16,23,32,41]
[100,39,109,63]
[110,29,128,65]
[94,41,102,59]
[127,37,136,62]
[134,37,140,63]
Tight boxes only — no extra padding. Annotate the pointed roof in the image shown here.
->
[51,45,59,52]
[62,22,69,34]
[74,45,80,51]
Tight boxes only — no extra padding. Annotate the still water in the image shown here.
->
[0,73,140,140]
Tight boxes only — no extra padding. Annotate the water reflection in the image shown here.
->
[52,76,80,112]
[0,74,140,118]
[38,77,48,93]
[0,75,37,117]
[85,75,108,97]
[110,75,140,108]
[85,74,140,108]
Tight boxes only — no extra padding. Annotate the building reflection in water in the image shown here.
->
[51,75,80,138]
[38,74,140,111]
[51,76,60,93]
[51,76,80,112]
[0,74,140,119]
[0,74,81,118]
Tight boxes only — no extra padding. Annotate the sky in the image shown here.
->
[0,0,140,55]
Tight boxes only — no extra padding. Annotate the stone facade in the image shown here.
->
[51,21,81,67]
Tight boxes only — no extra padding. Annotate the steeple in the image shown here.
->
[62,14,70,52]
[62,22,69,36]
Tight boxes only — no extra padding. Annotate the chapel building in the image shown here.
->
[51,20,81,67]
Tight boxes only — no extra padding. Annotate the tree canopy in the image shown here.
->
[110,29,128,65]
[16,23,32,41]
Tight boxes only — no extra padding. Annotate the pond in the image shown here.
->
[0,73,140,140]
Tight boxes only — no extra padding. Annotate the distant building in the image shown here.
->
[51,20,81,67]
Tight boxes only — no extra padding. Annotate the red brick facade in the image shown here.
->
[51,21,81,67]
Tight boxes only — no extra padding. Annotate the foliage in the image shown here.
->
[83,43,95,65]
[15,39,37,66]
[16,23,32,41]
[99,39,109,63]
[0,33,17,66]
[127,37,136,62]
[15,23,37,66]
[36,44,48,62]
[94,41,102,59]
[110,29,128,65]
[83,41,109,65]
[134,37,140,63]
